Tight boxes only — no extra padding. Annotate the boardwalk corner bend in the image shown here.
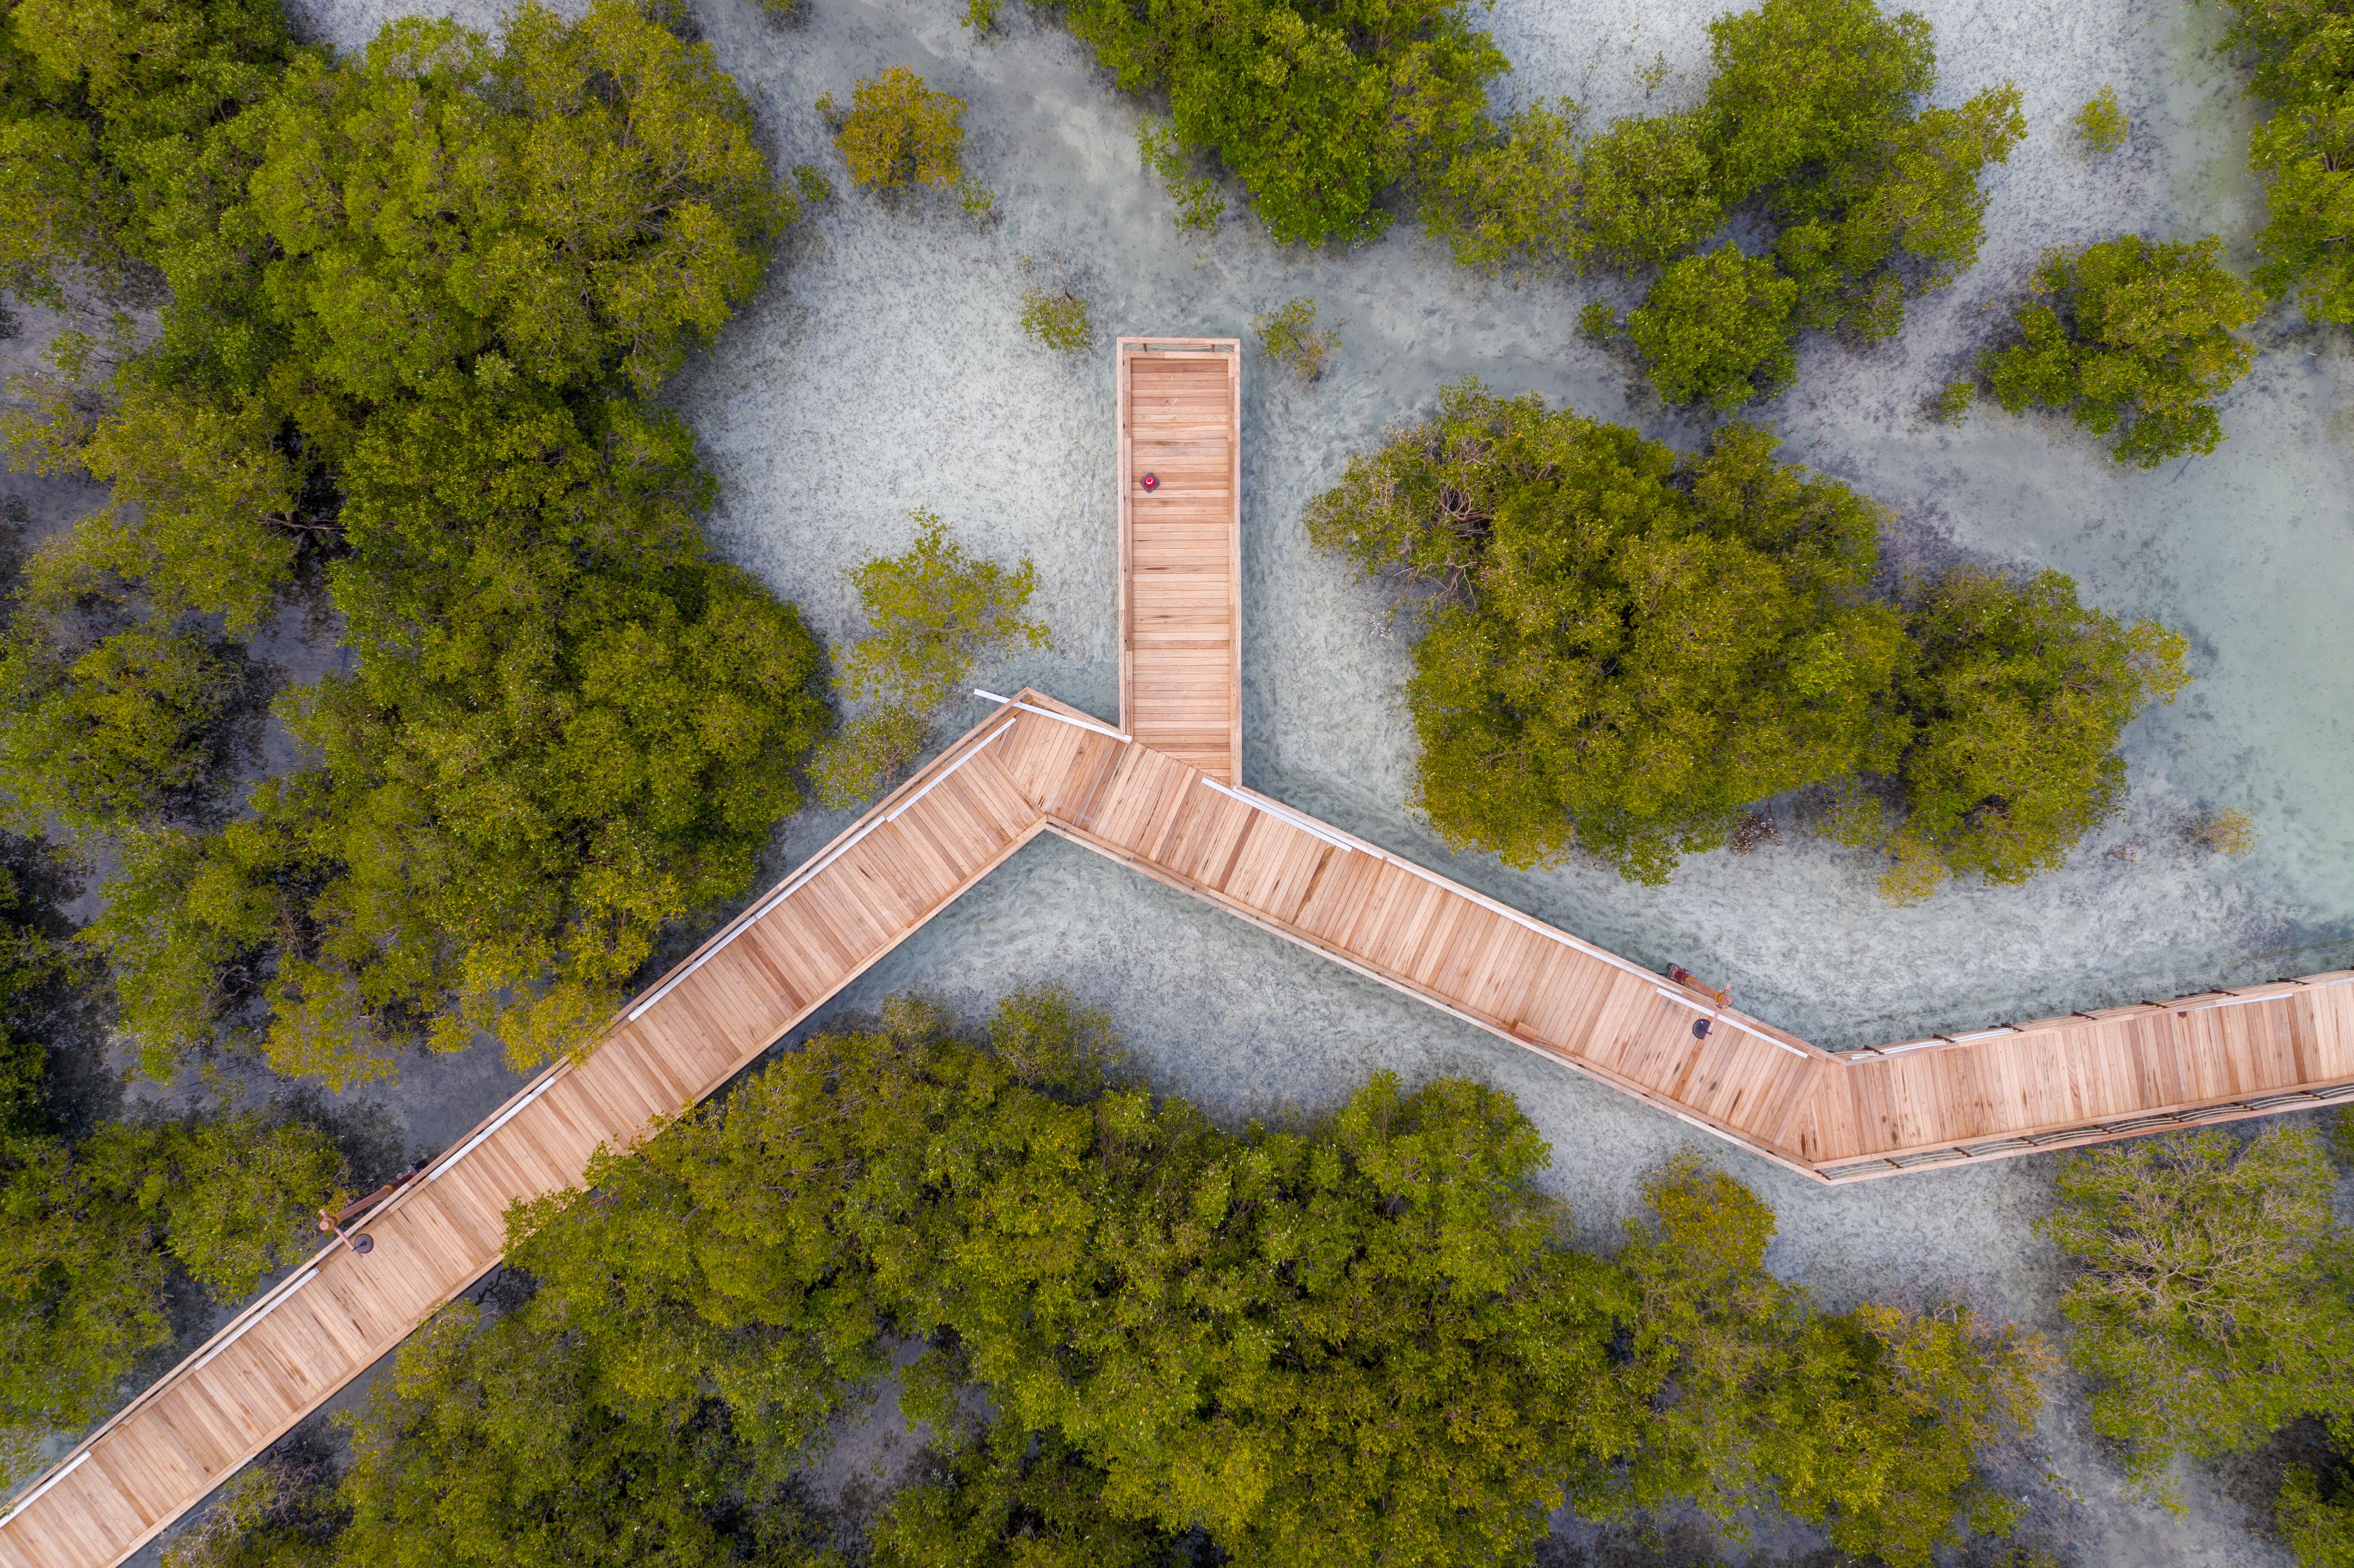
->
[7,340,2354,1568]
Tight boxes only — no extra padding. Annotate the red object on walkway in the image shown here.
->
[1138,472,1158,491]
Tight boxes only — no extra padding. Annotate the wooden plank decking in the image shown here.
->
[1117,337,1241,782]
[992,699,2354,1181]
[0,713,1055,1568]
[9,336,2353,1565]
[12,696,2353,1568]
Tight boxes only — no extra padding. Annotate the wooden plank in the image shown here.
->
[1117,338,1240,785]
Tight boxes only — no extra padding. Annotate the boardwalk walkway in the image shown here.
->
[0,709,1053,1568]
[1117,337,1241,782]
[8,343,2354,1567]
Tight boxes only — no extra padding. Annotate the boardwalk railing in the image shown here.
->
[11,692,2352,1568]
[0,702,1056,1568]
[7,330,2351,1566]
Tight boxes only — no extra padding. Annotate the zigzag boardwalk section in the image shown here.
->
[16,332,2354,1567]
[0,712,1055,1568]
[10,692,2354,1567]
[1117,337,1241,783]
[996,697,2354,1179]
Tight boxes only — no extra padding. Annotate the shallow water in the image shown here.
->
[172,0,2354,1561]
[568,0,2354,1052]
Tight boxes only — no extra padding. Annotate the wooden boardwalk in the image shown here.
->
[10,694,2353,1565]
[998,699,2354,1182]
[9,338,2354,1566]
[1117,337,1241,782]
[0,712,1054,1568]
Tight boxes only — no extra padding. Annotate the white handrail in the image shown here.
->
[887,721,1016,822]
[1652,987,1809,1058]
[971,690,1129,743]
[626,721,1018,1024]
[1197,776,1356,850]
[185,1269,320,1376]
[1178,775,1823,1058]
[0,1452,87,1529]
[428,1067,570,1180]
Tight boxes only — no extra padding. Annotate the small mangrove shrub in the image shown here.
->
[1253,297,1342,382]
[2076,87,2129,152]
[809,512,1050,807]
[1980,235,2262,467]
[1630,247,1800,410]
[2192,806,2257,856]
[808,704,927,811]
[822,67,966,190]
[1018,254,1090,353]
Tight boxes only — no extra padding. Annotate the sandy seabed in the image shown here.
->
[109,0,2354,1559]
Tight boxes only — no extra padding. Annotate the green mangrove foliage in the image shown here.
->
[1136,115,1225,233]
[0,0,301,303]
[0,849,335,1489]
[1050,0,1507,245]
[1625,247,1800,411]
[2282,1461,2354,1568]
[2216,0,2354,324]
[821,65,966,192]
[158,1453,348,1568]
[0,0,829,1089]
[89,399,825,1090]
[1832,567,2188,902]
[809,512,1048,809]
[2040,1118,2354,1567]
[2077,86,2130,152]
[2040,1126,2354,1503]
[1304,381,2188,889]
[0,844,65,1142]
[1303,383,1902,881]
[336,1297,834,1568]
[1253,296,1343,383]
[1428,0,2024,409]
[1615,1156,2047,1561]
[1017,252,1091,353]
[0,615,270,843]
[1976,235,2263,467]
[163,989,2047,1567]
[1,1100,344,1484]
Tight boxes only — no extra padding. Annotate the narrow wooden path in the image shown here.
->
[9,340,2354,1566]
[1117,337,1241,782]
[999,696,2354,1182]
[0,710,1055,1568]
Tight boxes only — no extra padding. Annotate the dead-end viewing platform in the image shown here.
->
[1117,337,1241,783]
